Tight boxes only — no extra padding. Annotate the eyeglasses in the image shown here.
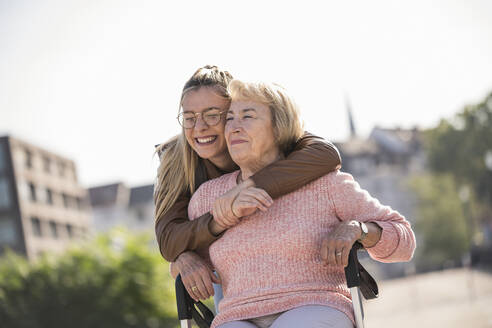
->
[177,109,227,129]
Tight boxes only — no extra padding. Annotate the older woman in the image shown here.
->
[187,80,416,328]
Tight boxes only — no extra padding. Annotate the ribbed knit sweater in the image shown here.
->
[188,170,416,328]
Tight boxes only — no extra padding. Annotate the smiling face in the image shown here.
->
[225,100,280,175]
[181,87,232,169]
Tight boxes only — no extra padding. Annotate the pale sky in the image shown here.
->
[1,0,492,187]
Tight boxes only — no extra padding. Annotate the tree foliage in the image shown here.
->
[424,92,492,204]
[0,230,177,328]
[409,174,470,271]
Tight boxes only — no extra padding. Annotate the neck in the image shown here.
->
[209,152,236,172]
[239,150,282,181]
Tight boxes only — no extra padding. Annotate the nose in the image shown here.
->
[227,117,242,133]
[194,114,208,130]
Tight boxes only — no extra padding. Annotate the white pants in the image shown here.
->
[217,305,353,328]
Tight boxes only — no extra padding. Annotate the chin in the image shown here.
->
[196,150,217,160]
[230,153,246,164]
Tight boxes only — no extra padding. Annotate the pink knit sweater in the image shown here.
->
[188,170,416,328]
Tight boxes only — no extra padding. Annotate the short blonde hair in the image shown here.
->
[228,80,304,154]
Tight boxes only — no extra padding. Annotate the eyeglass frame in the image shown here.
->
[177,108,228,129]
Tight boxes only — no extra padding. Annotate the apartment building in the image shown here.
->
[0,135,91,260]
[88,182,155,234]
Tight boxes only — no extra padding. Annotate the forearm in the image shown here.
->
[155,211,219,262]
[329,171,416,263]
[251,132,341,198]
[360,222,382,248]
[366,219,416,263]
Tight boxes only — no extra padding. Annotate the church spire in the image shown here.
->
[345,95,357,138]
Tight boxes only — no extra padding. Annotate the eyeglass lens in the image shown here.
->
[179,110,222,128]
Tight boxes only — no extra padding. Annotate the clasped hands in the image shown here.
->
[211,178,273,232]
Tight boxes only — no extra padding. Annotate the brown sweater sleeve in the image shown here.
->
[250,132,342,198]
[155,193,221,262]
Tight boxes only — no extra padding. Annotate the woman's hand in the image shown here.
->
[212,180,273,229]
[212,178,255,229]
[320,220,362,267]
[231,187,273,218]
[173,251,221,301]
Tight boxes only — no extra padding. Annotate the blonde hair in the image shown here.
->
[154,66,233,223]
[228,80,304,154]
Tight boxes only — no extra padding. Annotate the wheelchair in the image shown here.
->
[175,243,378,328]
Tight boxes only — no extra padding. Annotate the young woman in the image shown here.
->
[155,65,341,301]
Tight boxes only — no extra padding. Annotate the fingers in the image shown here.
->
[211,272,222,284]
[240,188,273,212]
[321,236,354,266]
[320,238,337,266]
[321,220,365,267]
[321,238,328,264]
[177,252,216,301]
[212,186,244,228]
[326,240,337,266]
[192,278,207,300]
[183,277,200,301]
[194,275,212,300]
[183,271,214,301]
[213,187,274,229]
[203,271,215,297]
[212,201,239,229]
[335,245,344,267]
[341,245,351,267]
[233,188,274,217]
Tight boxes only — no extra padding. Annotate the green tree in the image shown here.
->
[425,92,492,204]
[423,91,492,249]
[409,174,470,271]
[0,230,178,328]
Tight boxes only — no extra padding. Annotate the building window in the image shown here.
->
[0,178,11,209]
[66,224,73,239]
[0,144,6,172]
[72,165,77,182]
[43,156,51,173]
[0,217,16,245]
[46,188,53,205]
[136,208,145,221]
[28,182,37,202]
[58,162,65,177]
[31,217,42,237]
[62,193,69,208]
[25,150,33,169]
[76,197,84,210]
[49,221,58,239]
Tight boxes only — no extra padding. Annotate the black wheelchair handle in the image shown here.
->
[345,242,363,288]
[175,274,193,320]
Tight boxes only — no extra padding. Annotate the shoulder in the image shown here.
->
[316,170,355,185]
[188,171,239,219]
[293,131,337,149]
[192,171,239,200]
